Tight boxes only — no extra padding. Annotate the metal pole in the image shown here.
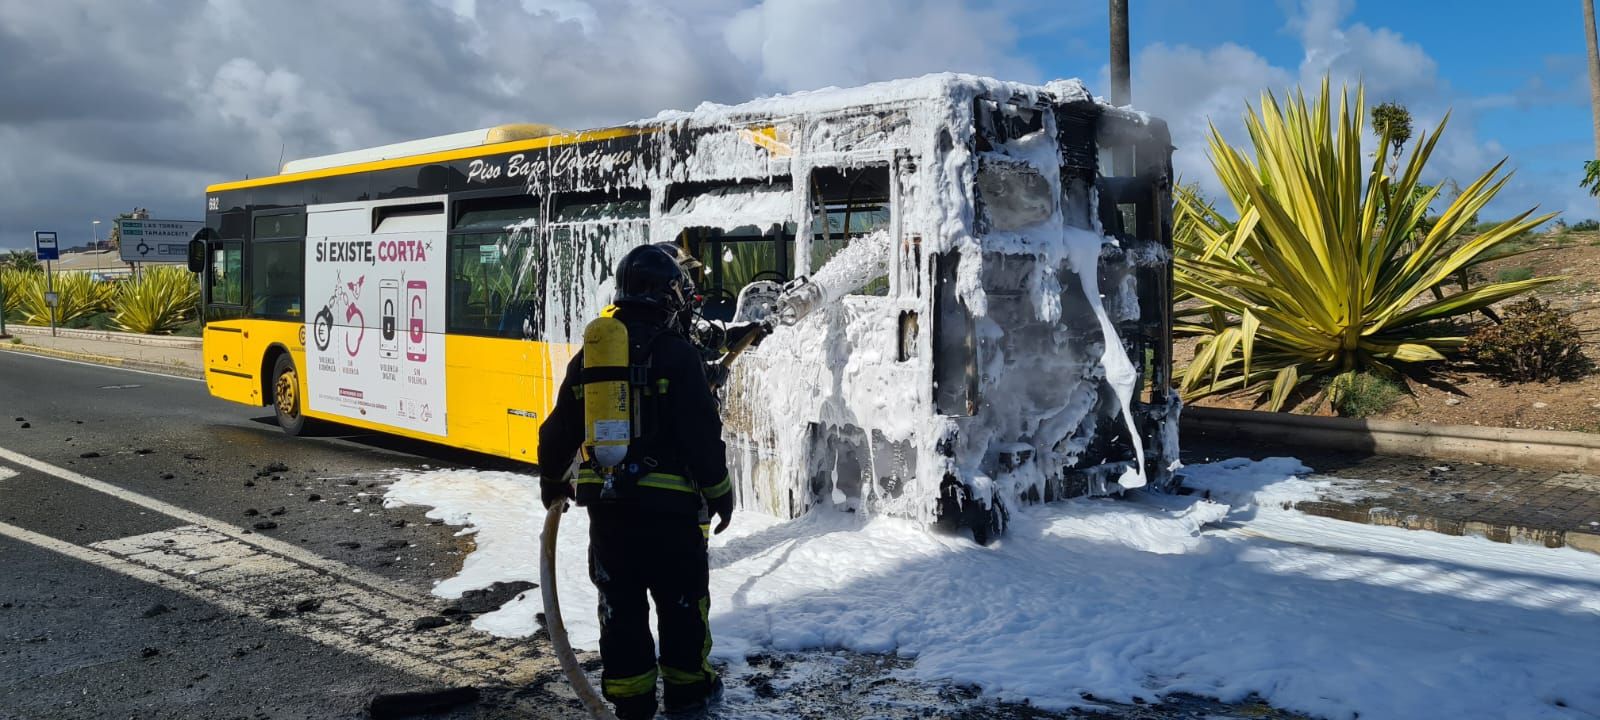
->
[1109,0,1134,177]
[47,258,56,337]
[0,267,8,339]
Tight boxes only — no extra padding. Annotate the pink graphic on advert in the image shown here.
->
[344,276,366,357]
[406,280,427,362]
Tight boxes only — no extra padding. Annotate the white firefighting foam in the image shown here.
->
[521,73,1166,526]
[384,460,1600,720]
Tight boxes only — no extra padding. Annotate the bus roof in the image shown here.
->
[278,123,564,175]
[207,74,1106,195]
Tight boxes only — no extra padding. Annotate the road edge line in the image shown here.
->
[0,519,480,687]
[0,444,427,604]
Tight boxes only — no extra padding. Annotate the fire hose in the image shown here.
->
[541,489,620,720]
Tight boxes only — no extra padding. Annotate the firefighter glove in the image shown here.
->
[725,321,767,349]
[708,490,734,535]
[541,477,574,511]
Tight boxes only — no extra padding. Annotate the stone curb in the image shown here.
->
[1183,406,1600,473]
[0,342,203,380]
[1290,499,1600,557]
[5,324,202,349]
[1184,406,1600,555]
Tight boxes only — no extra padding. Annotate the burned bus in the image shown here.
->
[195,74,1175,542]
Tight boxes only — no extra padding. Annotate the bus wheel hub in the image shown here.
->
[276,370,297,417]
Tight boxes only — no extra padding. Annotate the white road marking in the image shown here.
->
[0,520,547,685]
[0,466,17,482]
[0,444,417,603]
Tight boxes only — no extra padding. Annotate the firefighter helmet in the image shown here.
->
[615,244,689,314]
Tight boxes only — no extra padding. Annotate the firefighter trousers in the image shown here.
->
[587,504,717,714]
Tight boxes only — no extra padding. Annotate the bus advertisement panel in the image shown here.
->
[304,227,447,436]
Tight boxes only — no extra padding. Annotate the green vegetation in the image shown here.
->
[1,268,34,318]
[1571,219,1600,232]
[16,272,117,326]
[1327,372,1403,418]
[5,250,40,272]
[1583,159,1600,197]
[112,266,200,334]
[1370,102,1412,174]
[2,266,200,335]
[1495,266,1535,283]
[1462,298,1593,382]
[1174,79,1557,412]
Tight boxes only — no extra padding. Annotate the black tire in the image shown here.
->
[271,353,308,436]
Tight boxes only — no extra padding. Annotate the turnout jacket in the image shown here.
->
[538,305,732,514]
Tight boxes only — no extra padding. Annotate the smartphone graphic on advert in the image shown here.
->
[379,280,399,359]
[406,280,427,362]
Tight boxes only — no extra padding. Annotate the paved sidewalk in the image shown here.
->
[1185,440,1600,555]
[0,327,201,378]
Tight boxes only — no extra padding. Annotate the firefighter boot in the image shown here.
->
[662,674,723,716]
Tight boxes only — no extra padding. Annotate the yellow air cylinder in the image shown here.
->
[582,315,632,468]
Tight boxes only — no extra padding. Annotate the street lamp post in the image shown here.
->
[92,220,102,277]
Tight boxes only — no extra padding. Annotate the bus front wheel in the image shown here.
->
[271,354,308,436]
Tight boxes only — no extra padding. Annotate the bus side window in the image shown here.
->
[809,165,891,296]
[546,190,650,339]
[210,241,243,306]
[447,195,541,338]
[250,211,305,320]
[681,224,795,322]
[662,181,796,322]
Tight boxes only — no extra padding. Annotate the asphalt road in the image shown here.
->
[0,351,1306,720]
[0,351,579,720]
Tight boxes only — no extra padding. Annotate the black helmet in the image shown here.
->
[615,244,688,313]
[652,241,701,298]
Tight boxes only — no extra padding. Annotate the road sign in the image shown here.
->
[118,219,204,264]
[44,292,58,307]
[34,231,59,261]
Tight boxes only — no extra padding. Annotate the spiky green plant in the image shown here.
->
[1,268,37,317]
[17,272,118,326]
[112,266,200,334]
[1175,79,1557,411]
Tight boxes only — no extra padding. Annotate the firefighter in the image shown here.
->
[539,244,733,719]
[652,240,766,388]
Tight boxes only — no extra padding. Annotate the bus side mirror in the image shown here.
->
[188,229,215,273]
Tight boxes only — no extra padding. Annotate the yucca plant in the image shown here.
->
[1175,79,1557,411]
[1,268,37,318]
[17,272,118,326]
[112,266,200,334]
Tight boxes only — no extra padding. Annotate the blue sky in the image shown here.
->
[1017,0,1594,223]
[0,0,1594,251]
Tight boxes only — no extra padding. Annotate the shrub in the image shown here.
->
[1327,372,1402,418]
[1462,298,1593,382]
[1572,219,1600,233]
[1495,266,1534,283]
[17,272,117,326]
[1173,79,1557,410]
[112,266,200,335]
[1,268,36,317]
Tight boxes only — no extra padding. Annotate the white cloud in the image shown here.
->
[1132,42,1293,194]
[724,0,1037,91]
[0,0,1034,248]
[1133,0,1573,224]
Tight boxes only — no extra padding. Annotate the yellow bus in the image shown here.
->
[193,74,1175,542]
